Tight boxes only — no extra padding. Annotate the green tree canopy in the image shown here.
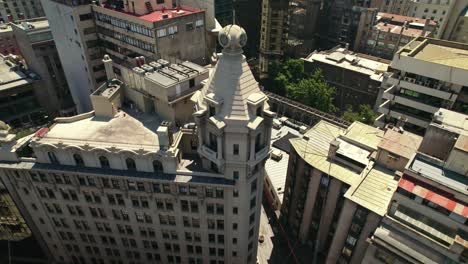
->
[286,69,336,113]
[342,104,378,125]
[272,59,304,95]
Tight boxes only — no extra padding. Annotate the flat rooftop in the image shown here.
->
[431,108,468,136]
[0,24,12,33]
[98,4,203,23]
[378,129,423,159]
[0,57,32,92]
[304,48,389,81]
[13,19,49,30]
[377,12,437,26]
[341,121,384,151]
[35,108,161,152]
[266,125,302,204]
[346,165,398,216]
[408,153,468,195]
[374,22,430,38]
[290,120,360,185]
[145,61,208,88]
[399,37,468,70]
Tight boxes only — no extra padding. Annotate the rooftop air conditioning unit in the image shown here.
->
[270,149,283,161]
[161,13,169,19]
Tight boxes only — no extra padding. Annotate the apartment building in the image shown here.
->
[280,120,422,263]
[11,19,76,117]
[42,0,208,114]
[354,12,436,59]
[445,6,468,42]
[0,23,19,55]
[114,57,209,126]
[259,0,289,78]
[303,46,389,113]
[364,108,468,263]
[0,24,272,264]
[0,54,48,128]
[375,37,468,134]
[0,0,44,22]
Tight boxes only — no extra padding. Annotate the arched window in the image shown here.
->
[47,152,58,164]
[126,158,136,171]
[99,156,110,169]
[73,153,84,166]
[153,160,163,172]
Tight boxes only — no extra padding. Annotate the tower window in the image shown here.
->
[126,158,136,171]
[73,153,84,166]
[233,144,239,155]
[209,133,217,151]
[153,160,163,172]
[209,105,216,117]
[233,171,239,180]
[256,107,262,116]
[255,133,263,152]
[189,78,195,88]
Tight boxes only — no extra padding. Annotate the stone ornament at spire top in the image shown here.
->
[218,25,247,55]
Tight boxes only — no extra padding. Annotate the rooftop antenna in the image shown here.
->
[232,0,236,25]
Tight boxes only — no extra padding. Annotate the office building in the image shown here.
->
[375,37,468,133]
[0,0,45,22]
[234,0,262,59]
[303,46,389,113]
[0,54,48,128]
[364,108,468,263]
[354,12,436,59]
[259,0,289,78]
[41,0,208,113]
[215,0,232,26]
[11,19,76,117]
[0,24,272,264]
[280,120,422,263]
[0,22,19,55]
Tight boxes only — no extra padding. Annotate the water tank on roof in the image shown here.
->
[149,61,162,70]
[141,64,154,72]
[157,59,170,67]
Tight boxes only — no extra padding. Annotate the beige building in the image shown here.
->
[259,0,289,78]
[354,12,436,60]
[280,121,422,263]
[445,6,468,42]
[364,108,468,263]
[375,37,468,134]
[0,0,44,22]
[0,24,272,264]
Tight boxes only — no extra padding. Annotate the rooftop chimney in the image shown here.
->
[102,55,115,81]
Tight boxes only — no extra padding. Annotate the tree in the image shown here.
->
[342,104,378,125]
[286,69,336,113]
[271,59,304,96]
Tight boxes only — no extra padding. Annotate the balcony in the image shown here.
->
[388,74,456,101]
[378,100,391,115]
[382,85,397,101]
[388,109,430,128]
[201,145,217,162]
[393,95,439,114]
[374,113,386,128]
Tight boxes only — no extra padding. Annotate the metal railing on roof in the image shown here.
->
[264,91,351,128]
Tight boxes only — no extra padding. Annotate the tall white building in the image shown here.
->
[0,24,272,264]
[0,0,45,22]
[375,37,468,134]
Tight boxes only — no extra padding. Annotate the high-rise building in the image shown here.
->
[363,108,468,263]
[259,0,289,78]
[375,37,468,134]
[444,6,468,42]
[215,0,232,26]
[41,0,208,113]
[280,120,422,263]
[11,18,76,117]
[0,24,272,264]
[234,0,262,59]
[0,0,45,22]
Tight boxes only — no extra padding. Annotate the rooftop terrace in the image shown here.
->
[398,37,468,70]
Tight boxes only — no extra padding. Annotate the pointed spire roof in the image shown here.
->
[195,25,266,126]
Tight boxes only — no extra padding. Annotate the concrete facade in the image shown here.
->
[375,37,468,134]
[259,0,289,78]
[280,121,422,263]
[0,24,272,264]
[11,18,76,117]
[0,23,19,55]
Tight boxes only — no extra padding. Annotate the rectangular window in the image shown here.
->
[233,144,239,155]
[157,29,166,38]
[186,22,194,31]
[79,13,92,21]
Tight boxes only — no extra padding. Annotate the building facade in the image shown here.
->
[259,0,289,78]
[0,24,272,264]
[354,12,436,59]
[11,19,76,117]
[303,46,389,113]
[280,121,421,263]
[375,37,468,134]
[364,108,468,264]
[0,54,47,128]
[0,0,45,22]
[41,0,208,114]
